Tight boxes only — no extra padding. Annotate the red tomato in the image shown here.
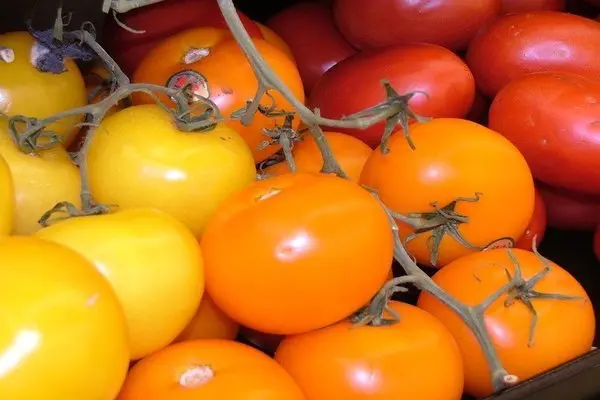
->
[488,72,600,195]
[537,183,600,231]
[467,11,600,97]
[102,0,262,76]
[516,189,547,250]
[267,2,357,95]
[594,224,600,262]
[333,0,500,51]
[308,43,475,148]
[501,0,565,14]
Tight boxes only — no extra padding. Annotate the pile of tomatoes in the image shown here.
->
[1,0,600,399]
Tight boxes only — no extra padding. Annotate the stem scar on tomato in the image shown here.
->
[179,365,215,389]
[0,45,14,63]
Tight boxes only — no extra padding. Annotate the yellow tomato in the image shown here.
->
[0,154,14,235]
[0,236,130,400]
[174,294,240,343]
[0,32,87,146]
[86,104,257,237]
[0,119,81,234]
[34,208,204,360]
[255,22,296,63]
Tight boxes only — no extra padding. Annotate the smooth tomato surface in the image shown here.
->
[537,183,600,231]
[174,294,240,343]
[132,27,304,162]
[0,31,87,146]
[267,2,357,94]
[489,72,600,195]
[466,11,600,97]
[516,188,547,251]
[0,154,14,235]
[333,0,500,51]
[201,172,394,335]
[0,236,130,399]
[360,118,535,267]
[501,0,565,13]
[117,339,306,400]
[263,131,372,182]
[417,248,595,398]
[35,208,204,360]
[275,301,464,400]
[309,43,475,148]
[86,104,256,237]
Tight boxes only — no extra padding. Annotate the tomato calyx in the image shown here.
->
[259,113,302,173]
[7,115,62,154]
[0,45,14,63]
[38,201,115,227]
[179,365,215,389]
[340,80,429,152]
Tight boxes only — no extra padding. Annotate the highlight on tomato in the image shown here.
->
[417,248,595,398]
[360,118,535,267]
[275,300,464,400]
[131,26,304,163]
[174,293,240,343]
[200,172,394,335]
[516,188,547,251]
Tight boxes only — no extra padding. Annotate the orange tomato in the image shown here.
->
[0,236,130,399]
[201,172,393,335]
[117,339,306,400]
[417,248,595,398]
[174,294,239,343]
[360,118,535,267]
[255,22,296,63]
[263,131,372,182]
[275,300,464,400]
[132,27,305,163]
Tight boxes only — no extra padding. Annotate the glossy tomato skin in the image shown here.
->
[87,104,256,238]
[537,183,600,231]
[467,11,600,98]
[275,300,464,400]
[360,118,535,267]
[516,188,547,250]
[201,172,394,335]
[418,249,595,398]
[174,294,240,343]
[117,339,306,400]
[501,0,565,14]
[34,208,204,360]
[263,131,372,182]
[132,27,304,163]
[309,44,475,148]
[102,0,262,76]
[0,155,14,236]
[333,0,501,51]
[267,2,357,95]
[0,236,130,399]
[489,72,600,195]
[0,32,87,146]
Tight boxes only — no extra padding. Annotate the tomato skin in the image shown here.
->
[117,339,306,400]
[309,44,475,148]
[255,22,295,63]
[501,0,565,14]
[537,183,600,231]
[174,294,239,343]
[0,236,130,400]
[201,172,394,335]
[275,300,463,400]
[467,11,600,98]
[360,118,535,267]
[0,155,14,236]
[516,189,547,251]
[262,131,372,182]
[132,27,305,163]
[267,2,357,95]
[102,0,262,76]
[333,0,501,51]
[489,72,600,195]
[417,248,595,398]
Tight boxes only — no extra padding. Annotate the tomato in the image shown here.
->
[117,339,306,400]
[537,183,600,231]
[255,22,295,63]
[0,31,87,146]
[132,27,304,163]
[267,2,357,95]
[0,119,81,234]
[309,44,475,148]
[501,0,565,14]
[594,224,600,262]
[333,0,500,51]
[275,300,463,400]
[86,104,256,237]
[417,248,595,398]
[263,131,372,182]
[360,118,535,267]
[489,72,600,195]
[0,236,130,399]
[201,172,393,335]
[102,0,263,76]
[516,189,547,250]
[466,11,600,98]
[0,154,13,235]
[174,294,239,343]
